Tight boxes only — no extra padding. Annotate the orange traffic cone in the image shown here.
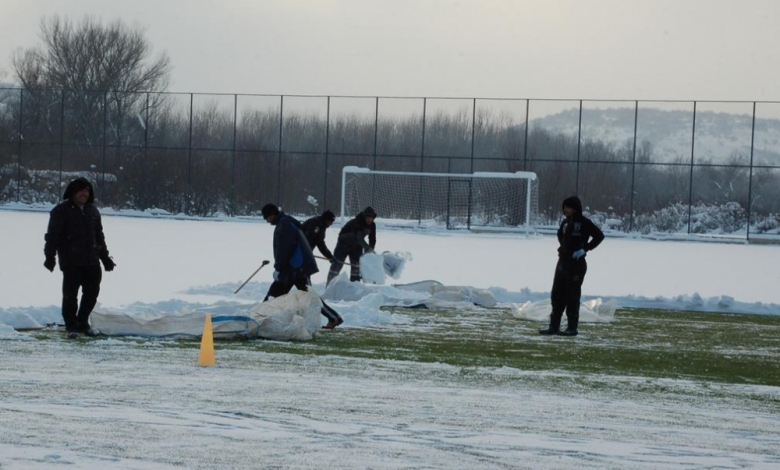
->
[198,314,215,367]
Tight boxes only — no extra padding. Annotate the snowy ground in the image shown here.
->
[1,209,780,469]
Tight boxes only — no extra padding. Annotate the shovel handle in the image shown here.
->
[314,255,354,267]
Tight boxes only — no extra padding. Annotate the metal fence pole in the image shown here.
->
[575,100,582,195]
[418,98,427,225]
[144,92,149,209]
[231,93,238,216]
[187,93,194,215]
[101,92,107,203]
[16,89,23,202]
[373,97,379,169]
[470,98,476,173]
[522,99,530,172]
[628,100,639,232]
[746,101,757,241]
[59,89,65,196]
[324,96,330,210]
[687,102,697,234]
[277,95,283,204]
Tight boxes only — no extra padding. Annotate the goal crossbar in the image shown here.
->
[340,166,539,233]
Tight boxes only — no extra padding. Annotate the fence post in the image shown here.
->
[470,98,476,173]
[575,99,582,195]
[522,99,530,172]
[231,94,238,216]
[687,102,697,234]
[16,89,23,203]
[628,100,639,232]
[59,89,65,197]
[418,98,427,225]
[187,93,194,215]
[101,92,107,204]
[746,101,757,241]
[324,96,330,210]
[373,97,379,169]
[277,95,283,204]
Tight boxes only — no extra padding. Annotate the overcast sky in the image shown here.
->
[1,0,778,101]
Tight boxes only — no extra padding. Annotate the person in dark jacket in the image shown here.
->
[261,204,343,329]
[326,206,377,286]
[302,210,336,261]
[43,177,116,337]
[539,196,604,337]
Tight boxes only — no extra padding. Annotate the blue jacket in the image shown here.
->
[273,212,319,281]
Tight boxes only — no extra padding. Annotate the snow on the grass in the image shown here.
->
[1,208,780,332]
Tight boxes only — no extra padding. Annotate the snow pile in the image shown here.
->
[512,298,618,323]
[382,251,411,279]
[359,252,386,284]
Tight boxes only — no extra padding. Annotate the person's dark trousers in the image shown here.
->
[264,276,343,324]
[61,265,102,331]
[548,258,587,332]
[328,244,362,284]
[263,278,308,301]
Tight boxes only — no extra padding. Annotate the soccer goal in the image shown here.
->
[340,166,539,232]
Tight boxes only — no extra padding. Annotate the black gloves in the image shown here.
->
[44,257,56,272]
[101,256,116,272]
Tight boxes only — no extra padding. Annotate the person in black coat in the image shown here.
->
[302,210,336,261]
[261,204,343,329]
[43,177,116,336]
[326,206,377,286]
[539,196,604,337]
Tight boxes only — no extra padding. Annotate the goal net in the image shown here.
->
[340,166,539,232]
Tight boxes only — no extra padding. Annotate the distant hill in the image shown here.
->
[529,106,780,166]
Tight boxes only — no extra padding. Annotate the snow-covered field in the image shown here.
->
[2,209,780,469]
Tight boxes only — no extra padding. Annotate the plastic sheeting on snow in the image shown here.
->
[92,290,323,340]
[393,280,498,309]
[511,298,618,323]
[322,276,498,309]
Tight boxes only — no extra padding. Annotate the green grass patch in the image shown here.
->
[34,307,780,387]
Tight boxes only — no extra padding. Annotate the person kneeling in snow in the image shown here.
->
[327,206,377,286]
[539,196,604,337]
[261,204,343,329]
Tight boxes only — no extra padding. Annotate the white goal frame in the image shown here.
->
[340,166,538,233]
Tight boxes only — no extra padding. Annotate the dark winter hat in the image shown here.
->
[321,210,336,222]
[62,177,94,203]
[562,196,583,213]
[361,206,377,218]
[261,203,279,219]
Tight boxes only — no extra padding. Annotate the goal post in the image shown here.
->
[340,166,539,232]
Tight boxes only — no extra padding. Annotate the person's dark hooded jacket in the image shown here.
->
[44,178,111,270]
[272,211,319,282]
[337,206,376,252]
[557,196,604,261]
[302,211,335,260]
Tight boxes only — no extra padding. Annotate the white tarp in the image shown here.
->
[511,298,618,323]
[92,290,323,340]
[323,276,498,309]
[393,280,498,309]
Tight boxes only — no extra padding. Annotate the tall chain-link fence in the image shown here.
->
[1,89,779,241]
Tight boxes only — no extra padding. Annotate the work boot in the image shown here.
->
[557,329,578,337]
[538,327,560,335]
[78,322,99,337]
[322,318,343,330]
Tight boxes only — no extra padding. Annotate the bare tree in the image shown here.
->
[12,16,171,144]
